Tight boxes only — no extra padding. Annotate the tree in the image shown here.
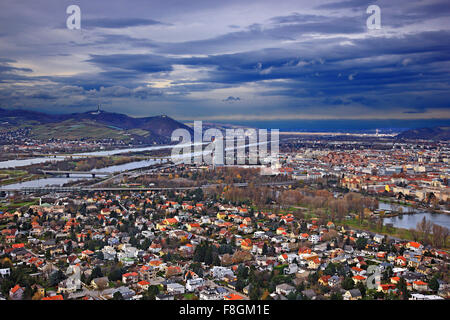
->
[96,251,104,260]
[431,224,449,248]
[81,272,87,284]
[49,270,66,287]
[287,291,297,300]
[113,291,124,300]
[1,278,13,296]
[428,277,440,292]
[236,264,249,280]
[416,217,432,244]
[146,285,160,300]
[189,263,204,277]
[356,282,366,298]
[108,267,123,282]
[342,276,354,290]
[356,237,367,250]
[193,243,206,262]
[89,266,103,283]
[324,263,336,276]
[65,240,73,254]
[307,272,319,283]
[24,285,33,299]
[330,291,343,300]
[213,255,221,266]
[235,278,246,292]
[204,246,213,265]
[249,284,261,300]
[45,249,51,260]
[383,266,393,281]
[397,277,408,300]
[262,243,268,255]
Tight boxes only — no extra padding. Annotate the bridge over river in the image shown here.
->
[40,170,113,178]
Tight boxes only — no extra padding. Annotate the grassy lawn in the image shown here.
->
[273,264,288,271]
[183,293,197,300]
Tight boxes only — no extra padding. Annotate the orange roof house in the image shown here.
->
[42,295,64,300]
[10,284,23,294]
[137,280,150,289]
[163,218,178,225]
[224,293,244,300]
[352,275,367,284]
[240,238,252,250]
[406,241,423,250]
[391,277,400,284]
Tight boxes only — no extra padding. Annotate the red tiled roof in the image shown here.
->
[224,293,244,300]
[42,295,64,300]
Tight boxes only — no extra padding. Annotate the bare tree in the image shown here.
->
[432,224,449,248]
[409,228,420,242]
[416,217,432,244]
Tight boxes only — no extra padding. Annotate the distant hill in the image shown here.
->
[183,121,253,132]
[396,126,450,141]
[0,107,192,144]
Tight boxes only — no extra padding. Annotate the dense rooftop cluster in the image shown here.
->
[0,181,448,300]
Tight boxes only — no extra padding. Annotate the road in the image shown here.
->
[2,180,297,193]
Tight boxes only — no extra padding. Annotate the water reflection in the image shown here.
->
[380,202,450,230]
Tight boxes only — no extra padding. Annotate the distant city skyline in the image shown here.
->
[0,0,449,124]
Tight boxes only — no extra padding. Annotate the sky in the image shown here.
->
[0,0,449,127]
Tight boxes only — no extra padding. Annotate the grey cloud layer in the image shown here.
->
[0,0,449,119]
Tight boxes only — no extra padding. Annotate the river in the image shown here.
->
[0,156,66,169]
[0,159,163,189]
[380,202,450,230]
[0,139,276,190]
[0,140,259,169]
[0,143,192,169]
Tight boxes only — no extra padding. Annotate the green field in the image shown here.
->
[0,199,39,212]
[0,169,40,186]
[28,119,135,141]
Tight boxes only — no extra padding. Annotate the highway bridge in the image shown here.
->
[0,180,297,194]
[40,170,113,178]
[30,153,173,160]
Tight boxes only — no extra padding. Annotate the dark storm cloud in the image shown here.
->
[0,0,449,119]
[153,13,366,55]
[0,62,32,74]
[157,30,449,93]
[87,54,173,74]
[316,0,450,28]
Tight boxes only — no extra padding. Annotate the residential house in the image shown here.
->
[343,289,362,300]
[275,283,295,296]
[167,283,185,295]
[413,280,428,292]
[91,277,109,290]
[186,278,205,292]
[9,285,24,300]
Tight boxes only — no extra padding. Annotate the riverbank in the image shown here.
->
[0,170,42,187]
[337,217,450,249]
[282,205,450,249]
[378,197,449,216]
